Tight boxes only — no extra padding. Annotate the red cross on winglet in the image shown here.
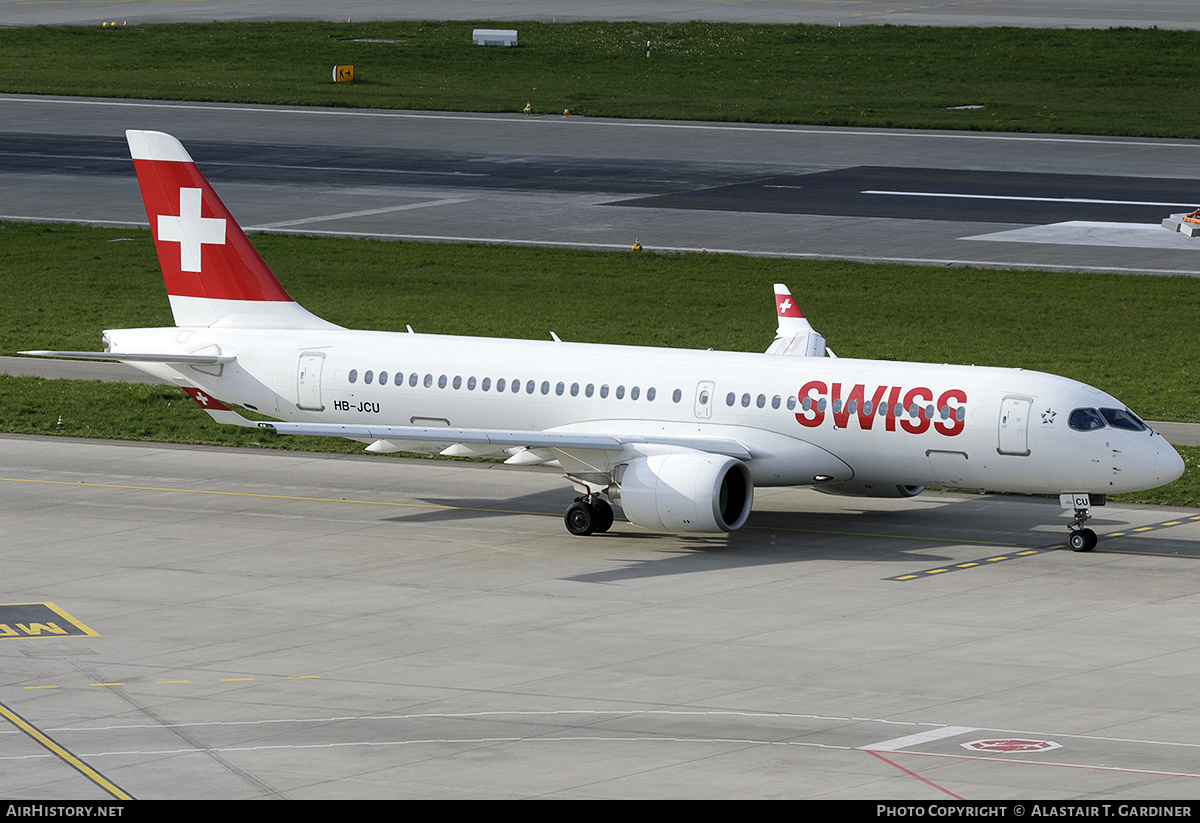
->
[776,296,804,318]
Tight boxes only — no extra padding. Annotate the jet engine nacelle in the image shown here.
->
[614,453,754,533]
[812,481,925,499]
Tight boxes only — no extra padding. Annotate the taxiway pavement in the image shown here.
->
[4,434,1200,799]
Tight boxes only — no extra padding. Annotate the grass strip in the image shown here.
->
[5,21,1200,137]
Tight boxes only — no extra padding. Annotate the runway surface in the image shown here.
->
[5,95,1200,275]
[4,0,1200,30]
[4,434,1200,799]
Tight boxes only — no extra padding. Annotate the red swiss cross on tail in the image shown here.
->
[126,130,338,331]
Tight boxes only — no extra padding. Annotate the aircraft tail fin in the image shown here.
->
[766,284,826,357]
[126,130,339,330]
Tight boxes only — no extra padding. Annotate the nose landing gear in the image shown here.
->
[1062,493,1101,552]
[1068,524,1098,552]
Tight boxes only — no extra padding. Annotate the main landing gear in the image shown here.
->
[1063,493,1099,552]
[565,495,614,536]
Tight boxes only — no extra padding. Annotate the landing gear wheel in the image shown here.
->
[1069,528,1098,552]
[565,500,597,536]
[592,499,614,533]
[1065,498,1097,552]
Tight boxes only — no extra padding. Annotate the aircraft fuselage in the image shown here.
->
[106,324,1182,498]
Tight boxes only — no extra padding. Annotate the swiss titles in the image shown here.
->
[795,381,966,436]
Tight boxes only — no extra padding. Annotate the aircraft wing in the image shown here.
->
[260,421,753,461]
[20,350,237,365]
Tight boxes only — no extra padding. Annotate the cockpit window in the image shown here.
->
[1068,408,1106,431]
[1100,407,1147,432]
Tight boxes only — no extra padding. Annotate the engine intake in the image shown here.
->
[613,453,754,533]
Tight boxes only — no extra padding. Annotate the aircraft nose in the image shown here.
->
[1157,441,1186,485]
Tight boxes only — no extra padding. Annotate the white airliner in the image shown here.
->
[23,130,1187,551]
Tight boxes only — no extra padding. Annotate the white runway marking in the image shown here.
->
[864,190,1196,208]
[256,197,470,229]
[863,726,977,751]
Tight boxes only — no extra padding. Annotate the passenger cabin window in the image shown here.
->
[348,369,358,384]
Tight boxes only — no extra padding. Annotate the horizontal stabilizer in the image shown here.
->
[20,350,237,365]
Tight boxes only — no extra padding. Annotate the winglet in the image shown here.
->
[766,284,826,357]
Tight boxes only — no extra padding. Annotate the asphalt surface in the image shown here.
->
[10,131,1200,226]
[4,434,1200,799]
[6,96,1200,275]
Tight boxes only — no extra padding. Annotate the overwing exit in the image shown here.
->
[22,131,1186,551]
